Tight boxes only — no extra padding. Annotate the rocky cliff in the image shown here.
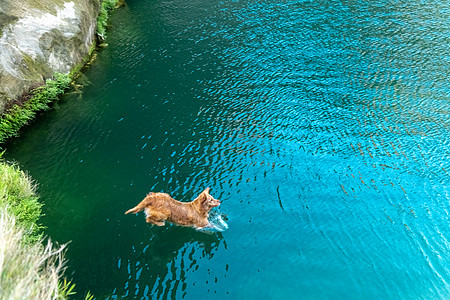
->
[0,0,100,113]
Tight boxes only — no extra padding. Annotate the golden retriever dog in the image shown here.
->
[125,188,221,229]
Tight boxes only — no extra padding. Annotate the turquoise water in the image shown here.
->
[4,0,450,298]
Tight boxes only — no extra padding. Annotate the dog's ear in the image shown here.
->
[195,188,210,206]
[196,191,207,202]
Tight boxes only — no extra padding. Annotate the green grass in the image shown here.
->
[0,0,121,145]
[0,155,43,242]
[0,72,71,145]
[97,0,120,41]
[0,157,68,299]
[0,2,120,297]
[0,158,94,299]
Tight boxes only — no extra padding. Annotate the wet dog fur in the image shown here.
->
[125,188,220,229]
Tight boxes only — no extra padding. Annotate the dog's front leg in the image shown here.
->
[196,222,212,230]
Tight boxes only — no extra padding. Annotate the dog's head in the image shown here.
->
[195,188,220,212]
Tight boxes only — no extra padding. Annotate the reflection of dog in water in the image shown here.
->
[125,188,221,229]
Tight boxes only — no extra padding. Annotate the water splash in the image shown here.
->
[198,210,229,233]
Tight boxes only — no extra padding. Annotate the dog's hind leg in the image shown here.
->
[145,209,169,226]
[146,218,165,226]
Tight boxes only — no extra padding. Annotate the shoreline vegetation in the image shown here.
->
[0,0,122,146]
[97,0,123,41]
[0,73,71,145]
[0,0,121,298]
[0,158,77,299]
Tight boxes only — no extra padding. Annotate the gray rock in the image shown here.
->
[0,0,100,113]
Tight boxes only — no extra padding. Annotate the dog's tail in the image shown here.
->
[125,205,144,215]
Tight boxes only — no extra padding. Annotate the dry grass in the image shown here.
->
[0,158,79,299]
[0,207,70,300]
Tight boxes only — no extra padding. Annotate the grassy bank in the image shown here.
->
[0,159,43,243]
[0,158,77,299]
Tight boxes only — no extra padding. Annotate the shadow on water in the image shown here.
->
[72,224,225,299]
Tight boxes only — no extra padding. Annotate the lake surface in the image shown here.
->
[4,0,450,298]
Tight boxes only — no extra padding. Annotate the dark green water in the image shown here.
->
[5,0,450,298]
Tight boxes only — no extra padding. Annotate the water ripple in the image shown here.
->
[4,0,450,298]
